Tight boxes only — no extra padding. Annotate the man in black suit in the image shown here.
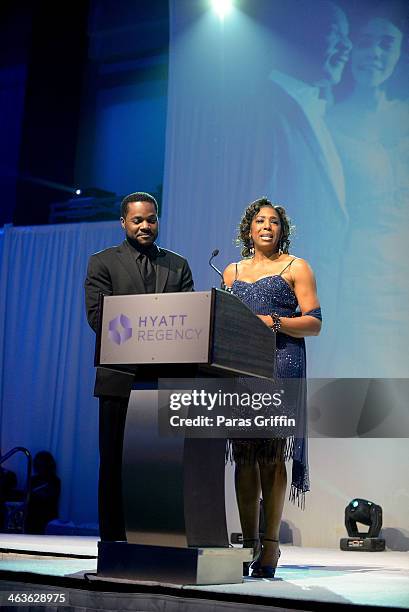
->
[85,191,194,541]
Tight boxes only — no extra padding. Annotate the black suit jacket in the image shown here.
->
[85,240,194,397]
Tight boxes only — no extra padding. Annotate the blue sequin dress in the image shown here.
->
[231,261,321,504]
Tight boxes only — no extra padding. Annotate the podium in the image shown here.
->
[95,289,275,584]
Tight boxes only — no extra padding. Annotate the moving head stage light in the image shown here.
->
[340,498,385,551]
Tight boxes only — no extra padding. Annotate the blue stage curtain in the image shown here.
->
[0,221,123,524]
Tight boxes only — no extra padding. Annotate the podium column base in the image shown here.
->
[97,542,252,584]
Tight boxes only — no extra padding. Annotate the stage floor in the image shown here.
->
[0,534,408,610]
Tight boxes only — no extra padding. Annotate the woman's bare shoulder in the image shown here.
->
[288,255,308,268]
[290,256,316,279]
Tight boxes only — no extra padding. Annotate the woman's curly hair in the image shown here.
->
[236,197,293,258]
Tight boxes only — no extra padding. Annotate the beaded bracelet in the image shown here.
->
[269,312,281,333]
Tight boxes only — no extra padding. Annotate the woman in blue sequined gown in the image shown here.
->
[223,198,321,578]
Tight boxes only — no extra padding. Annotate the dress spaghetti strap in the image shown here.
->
[278,257,297,276]
[235,262,239,280]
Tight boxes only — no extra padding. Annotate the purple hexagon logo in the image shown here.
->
[108,314,132,345]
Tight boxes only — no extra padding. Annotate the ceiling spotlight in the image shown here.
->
[211,0,232,19]
[75,188,82,196]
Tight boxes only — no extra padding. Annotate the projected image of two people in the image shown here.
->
[248,0,408,377]
[166,0,408,378]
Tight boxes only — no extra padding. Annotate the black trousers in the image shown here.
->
[98,396,129,541]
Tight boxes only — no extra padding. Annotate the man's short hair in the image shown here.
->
[120,192,158,218]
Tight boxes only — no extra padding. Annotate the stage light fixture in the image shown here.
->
[211,0,232,19]
[340,498,385,551]
[75,188,82,196]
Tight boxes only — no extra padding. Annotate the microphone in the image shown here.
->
[209,249,222,276]
[209,249,231,292]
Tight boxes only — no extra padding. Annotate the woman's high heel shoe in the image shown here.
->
[242,538,261,576]
[250,538,281,579]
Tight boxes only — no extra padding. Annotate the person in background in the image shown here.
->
[327,6,409,376]
[0,465,17,531]
[257,0,351,376]
[26,451,60,534]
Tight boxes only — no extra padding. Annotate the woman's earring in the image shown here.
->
[278,237,283,255]
[249,237,255,256]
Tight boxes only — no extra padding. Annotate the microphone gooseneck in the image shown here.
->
[209,249,222,276]
[208,249,231,292]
